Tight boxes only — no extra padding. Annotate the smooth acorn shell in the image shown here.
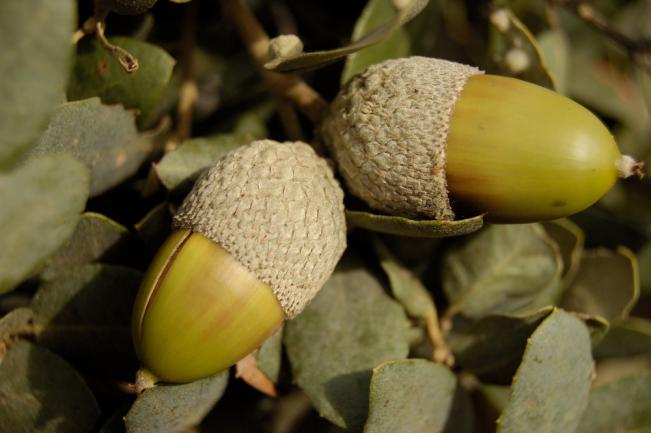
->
[132,229,284,383]
[446,74,621,223]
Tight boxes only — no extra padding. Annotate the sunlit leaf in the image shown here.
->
[497,309,593,433]
[285,256,409,431]
[0,155,89,294]
[443,224,562,319]
[125,371,229,433]
[0,0,75,169]
[68,37,176,127]
[32,98,152,196]
[364,359,456,433]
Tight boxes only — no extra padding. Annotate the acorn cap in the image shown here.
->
[173,139,347,318]
[321,57,482,221]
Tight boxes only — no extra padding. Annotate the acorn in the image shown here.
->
[132,140,347,383]
[321,56,642,223]
[106,0,158,15]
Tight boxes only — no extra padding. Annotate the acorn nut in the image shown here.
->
[132,140,347,383]
[321,56,642,223]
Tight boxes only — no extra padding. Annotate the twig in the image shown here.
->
[220,0,328,127]
[96,21,140,73]
[424,310,455,367]
[549,0,651,71]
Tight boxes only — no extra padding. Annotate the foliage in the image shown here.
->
[1,0,650,432]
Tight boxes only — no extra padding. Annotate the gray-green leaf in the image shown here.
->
[32,98,152,196]
[341,0,412,85]
[68,37,176,127]
[346,210,483,238]
[285,256,409,431]
[443,224,562,319]
[576,372,651,433]
[594,318,651,359]
[155,133,253,191]
[0,340,100,433]
[125,371,229,433]
[497,309,593,433]
[364,359,456,433]
[41,212,139,281]
[448,307,553,383]
[0,155,89,294]
[561,247,639,323]
[0,0,75,169]
[266,0,428,73]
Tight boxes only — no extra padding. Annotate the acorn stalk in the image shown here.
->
[321,56,642,223]
[133,140,346,383]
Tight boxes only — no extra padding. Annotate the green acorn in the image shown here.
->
[321,56,642,223]
[132,140,347,383]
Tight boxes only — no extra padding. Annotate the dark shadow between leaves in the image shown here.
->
[323,369,372,432]
[34,264,142,381]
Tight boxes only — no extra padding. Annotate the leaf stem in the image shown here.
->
[95,21,140,73]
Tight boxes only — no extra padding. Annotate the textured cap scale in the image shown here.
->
[173,140,347,318]
[321,57,482,220]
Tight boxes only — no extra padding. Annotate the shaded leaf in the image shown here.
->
[99,409,128,433]
[0,340,100,433]
[285,256,409,431]
[488,8,557,90]
[497,309,593,433]
[542,218,584,286]
[536,29,569,93]
[364,359,456,433]
[373,237,452,365]
[637,241,651,295]
[346,210,483,238]
[594,318,651,359]
[134,202,174,252]
[266,0,428,72]
[0,0,75,169]
[125,371,229,433]
[442,224,562,319]
[341,0,411,85]
[258,326,283,384]
[562,247,639,323]
[68,37,176,127]
[0,155,89,294]
[155,133,252,191]
[447,307,553,384]
[32,264,142,377]
[41,212,139,280]
[32,98,152,196]
[576,372,651,433]
[566,34,650,130]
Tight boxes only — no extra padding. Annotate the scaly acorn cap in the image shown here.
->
[322,57,482,221]
[132,140,346,382]
[321,56,641,223]
[107,0,158,15]
[173,139,347,317]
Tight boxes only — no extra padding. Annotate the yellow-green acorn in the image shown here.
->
[321,56,641,223]
[132,140,347,383]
